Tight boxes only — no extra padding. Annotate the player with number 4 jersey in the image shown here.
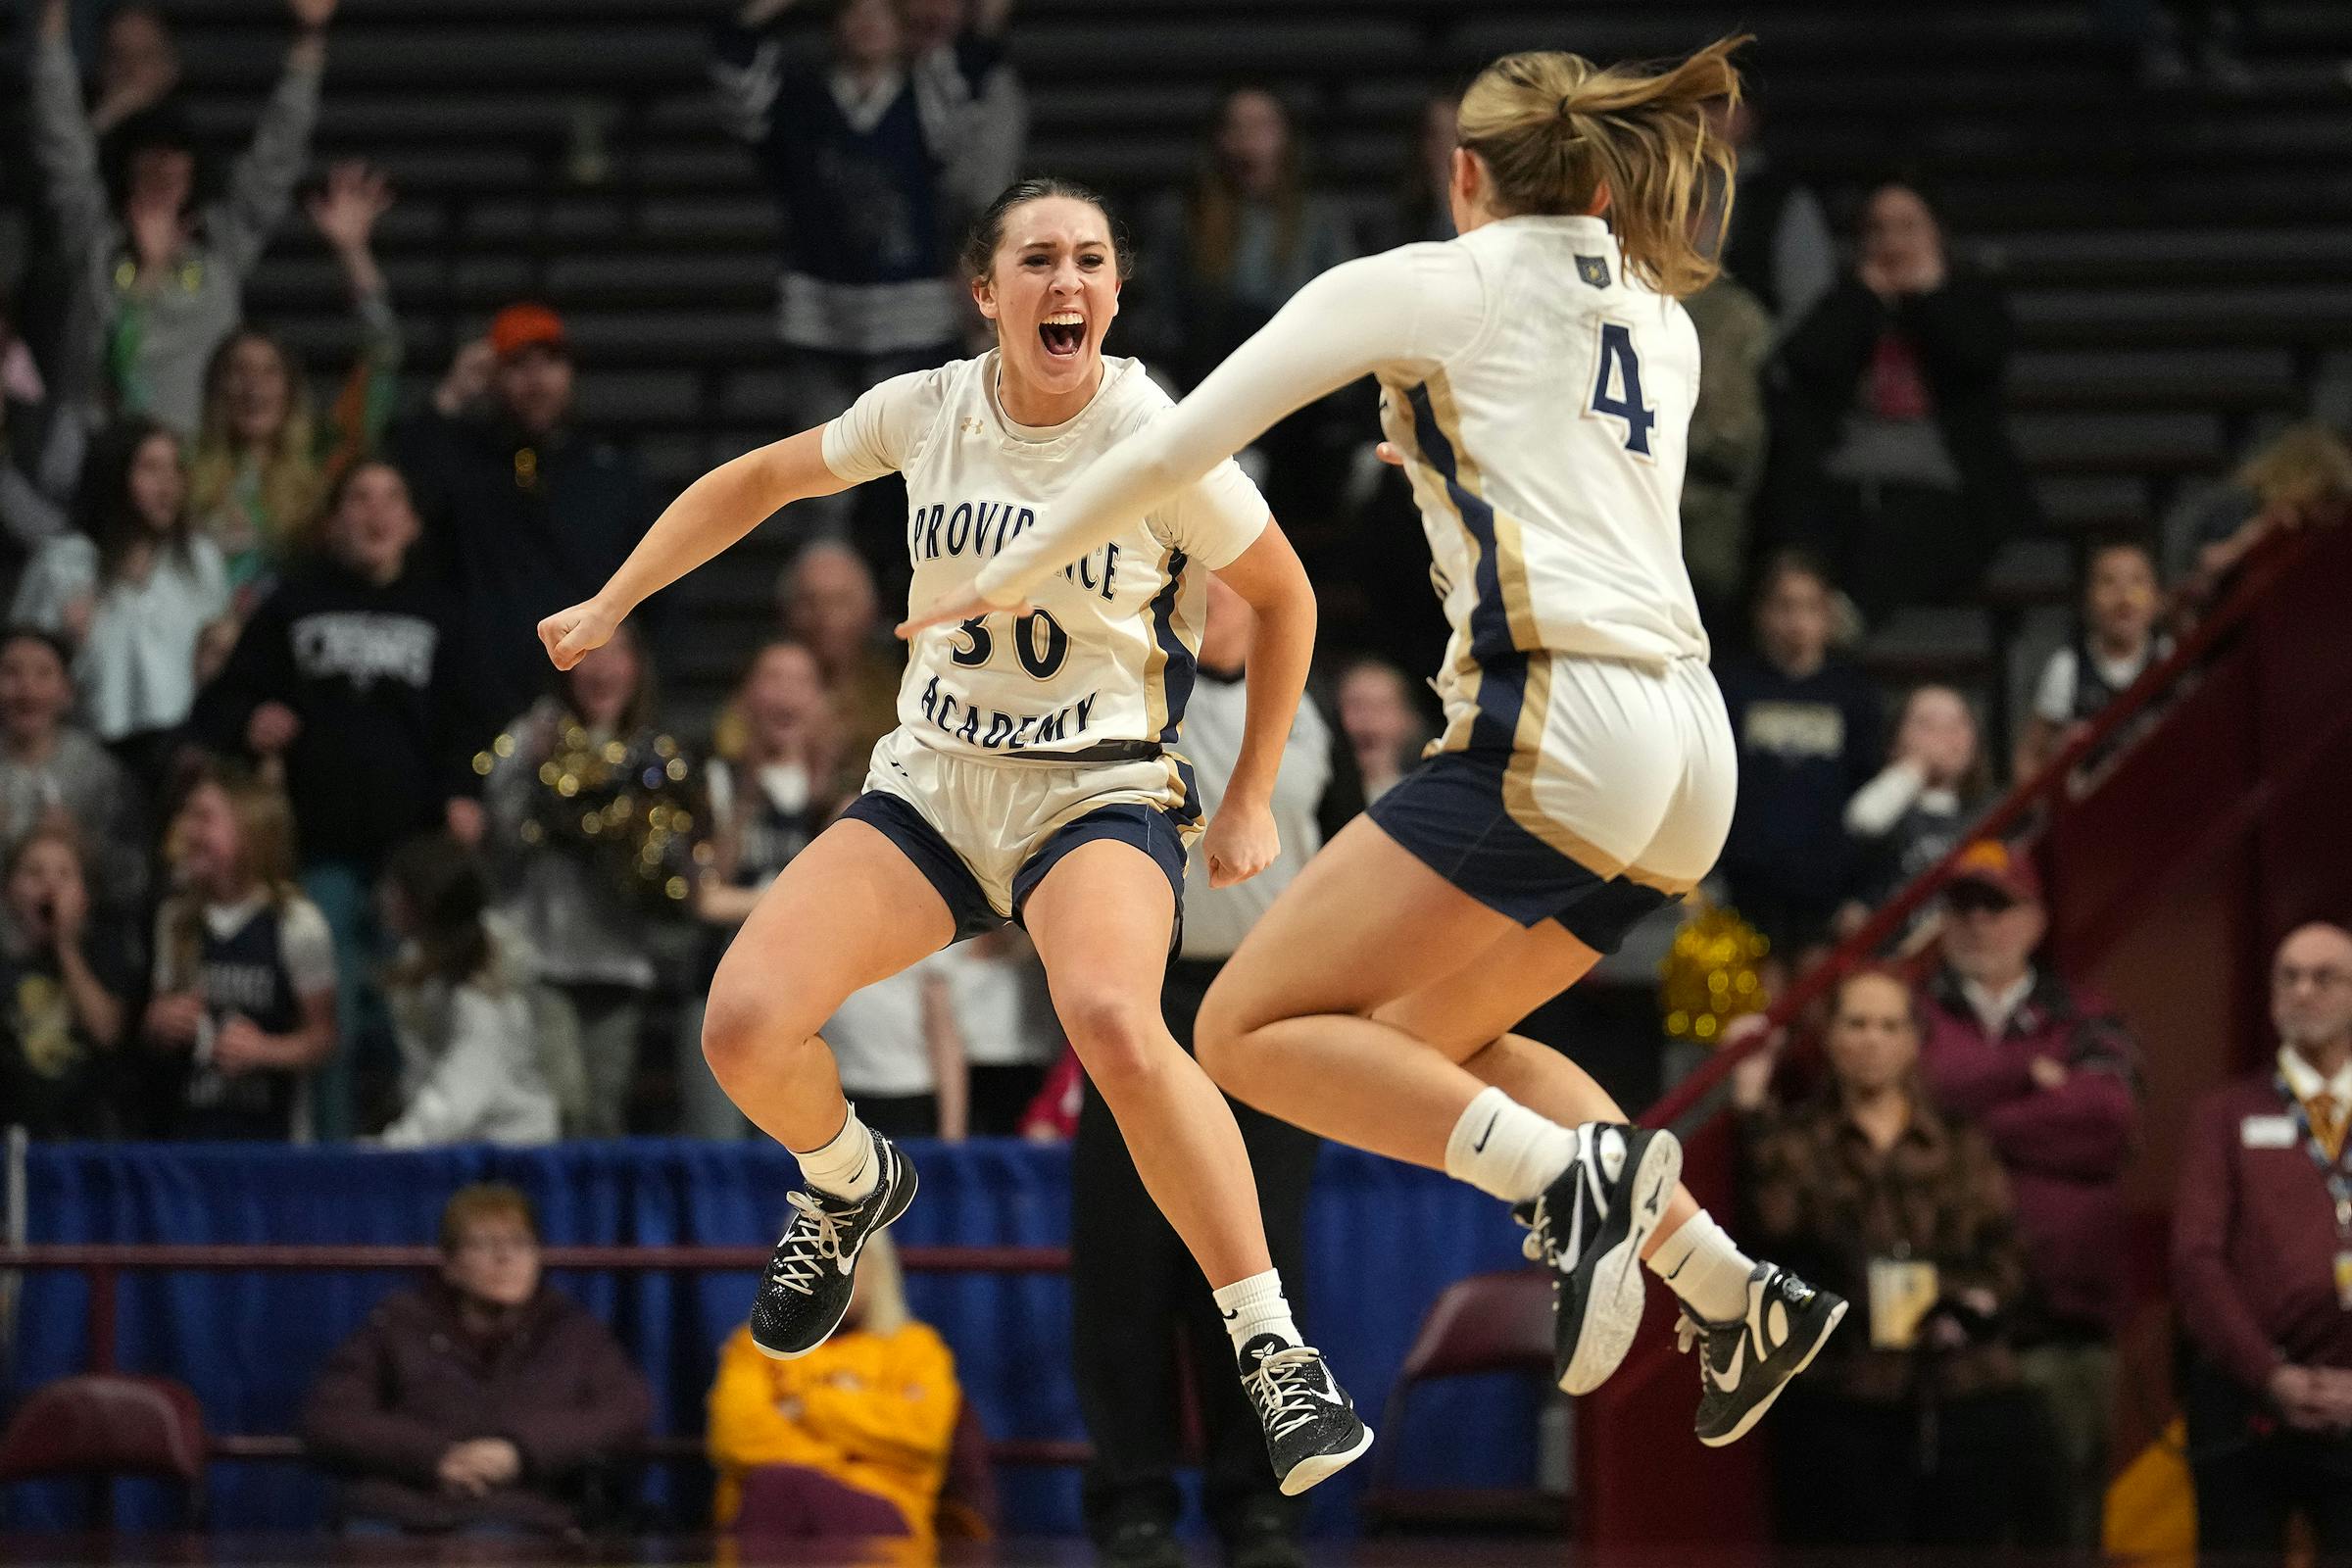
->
[535,177,1374,1499]
[907,39,1846,1446]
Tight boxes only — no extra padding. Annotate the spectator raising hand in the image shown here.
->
[88,4,180,135]
[394,305,651,728]
[308,163,394,272]
[31,0,332,435]
[1844,684,1989,920]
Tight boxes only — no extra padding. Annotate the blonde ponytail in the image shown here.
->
[1456,34,1747,298]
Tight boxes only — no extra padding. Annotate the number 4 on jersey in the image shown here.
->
[1588,321,1656,457]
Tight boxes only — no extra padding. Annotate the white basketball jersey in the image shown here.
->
[1376,215,1709,692]
[823,353,1269,760]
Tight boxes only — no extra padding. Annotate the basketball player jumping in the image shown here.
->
[906,40,1847,1446]
[538,180,1372,1494]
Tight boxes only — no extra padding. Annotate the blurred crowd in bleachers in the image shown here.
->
[2,0,2350,1557]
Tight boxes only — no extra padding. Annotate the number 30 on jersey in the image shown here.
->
[950,609,1069,680]
[1588,321,1656,458]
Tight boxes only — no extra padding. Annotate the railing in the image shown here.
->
[1643,516,2325,1134]
[1579,514,2341,1546]
[0,1241,1085,1472]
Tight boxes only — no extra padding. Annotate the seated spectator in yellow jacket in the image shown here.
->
[708,1233,959,1546]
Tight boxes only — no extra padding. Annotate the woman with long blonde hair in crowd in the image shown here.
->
[910,38,1846,1446]
[142,767,337,1139]
[186,162,403,603]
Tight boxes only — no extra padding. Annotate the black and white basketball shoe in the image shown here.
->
[1238,1334,1375,1496]
[749,1128,918,1358]
[1514,1122,1683,1395]
[1677,1263,1848,1446]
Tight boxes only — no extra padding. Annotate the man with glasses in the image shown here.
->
[1914,838,2144,1547]
[301,1184,653,1540]
[2174,922,2352,1555]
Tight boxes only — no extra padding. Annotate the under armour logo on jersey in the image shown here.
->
[1576,254,1612,289]
[960,416,987,437]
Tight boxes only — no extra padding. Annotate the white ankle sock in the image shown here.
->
[1644,1209,1756,1324]
[1213,1269,1300,1356]
[792,1105,878,1201]
[1444,1087,1580,1203]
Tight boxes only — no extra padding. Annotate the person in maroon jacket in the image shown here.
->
[300,1184,655,1539]
[2173,921,2352,1555]
[1914,838,2143,1547]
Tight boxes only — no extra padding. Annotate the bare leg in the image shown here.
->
[1373,923,1704,1253]
[1193,817,1544,1168]
[1020,841,1271,1289]
[702,819,956,1152]
[1202,817,1703,1250]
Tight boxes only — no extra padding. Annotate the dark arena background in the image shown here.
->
[4,0,2352,1564]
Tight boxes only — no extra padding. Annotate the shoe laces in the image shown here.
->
[1674,1309,1740,1393]
[1244,1347,1335,1440]
[767,1190,852,1297]
[1514,1156,1594,1271]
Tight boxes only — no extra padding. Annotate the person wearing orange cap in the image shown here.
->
[1915,836,2144,1547]
[392,302,653,729]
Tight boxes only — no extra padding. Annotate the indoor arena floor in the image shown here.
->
[0,1542,1595,1568]
[0,1542,2170,1568]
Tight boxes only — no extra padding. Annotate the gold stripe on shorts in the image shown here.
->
[1623,863,1699,898]
[1500,651,1629,879]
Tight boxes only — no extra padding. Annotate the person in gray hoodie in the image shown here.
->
[27,0,335,438]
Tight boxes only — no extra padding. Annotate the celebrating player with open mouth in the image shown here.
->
[537,179,1372,1495]
[906,40,1846,1446]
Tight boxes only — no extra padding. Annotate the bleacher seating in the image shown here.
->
[14,0,2352,723]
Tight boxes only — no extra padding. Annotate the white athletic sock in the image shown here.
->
[791,1105,879,1201]
[1644,1209,1757,1324]
[1444,1087,1580,1203]
[1213,1269,1300,1357]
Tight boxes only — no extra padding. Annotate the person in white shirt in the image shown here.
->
[375,833,558,1150]
[1071,572,1359,1568]
[907,39,1845,1447]
[11,417,232,784]
[535,178,1369,1492]
[816,952,958,1138]
[1843,684,1991,923]
[929,926,1056,1135]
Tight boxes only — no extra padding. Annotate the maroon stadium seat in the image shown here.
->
[1358,1269,1571,1534]
[0,1374,209,1528]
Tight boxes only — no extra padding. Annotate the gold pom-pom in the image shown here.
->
[1658,903,1770,1044]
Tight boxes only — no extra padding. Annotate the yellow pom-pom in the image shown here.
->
[1657,903,1770,1044]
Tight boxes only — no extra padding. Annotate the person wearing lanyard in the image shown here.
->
[1068,572,1360,1568]
[2173,921,2352,1556]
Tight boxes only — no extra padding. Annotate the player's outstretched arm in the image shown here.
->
[1200,522,1315,889]
[540,425,853,670]
[898,252,1429,637]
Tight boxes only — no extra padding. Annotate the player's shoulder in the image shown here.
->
[1096,355,1180,434]
[1358,237,1487,307]
[868,354,985,417]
